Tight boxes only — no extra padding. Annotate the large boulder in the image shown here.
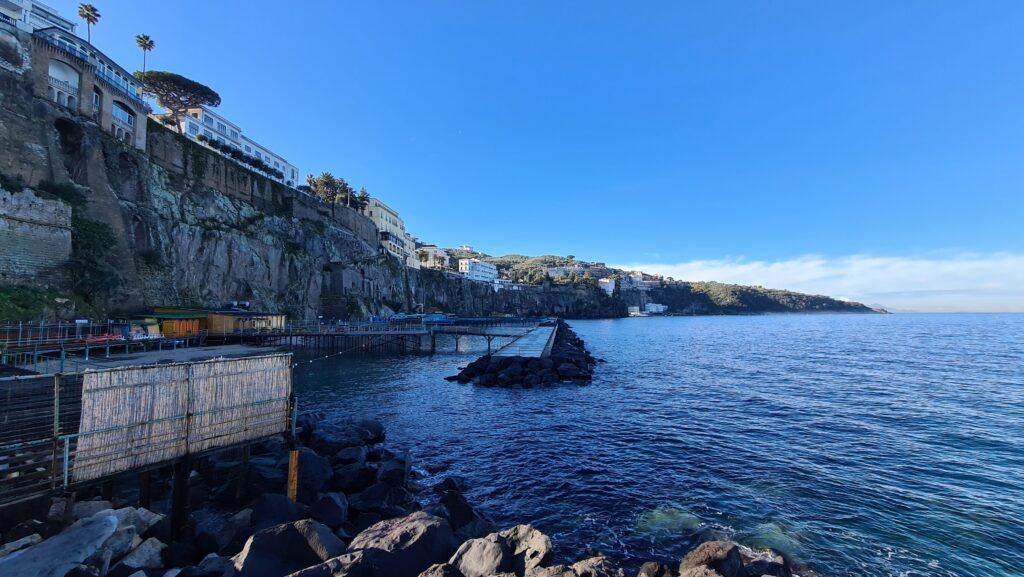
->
[448,533,513,577]
[311,426,366,454]
[499,525,553,574]
[0,534,42,558]
[88,524,139,566]
[556,363,580,379]
[418,563,463,577]
[298,448,334,504]
[116,537,166,572]
[332,462,377,494]
[335,446,368,466]
[284,551,369,577]
[311,493,349,529]
[637,561,674,577]
[678,542,743,577]
[347,512,458,577]
[571,554,625,577]
[739,548,791,577]
[0,513,118,577]
[348,482,412,514]
[353,420,386,445]
[440,490,495,540]
[377,456,411,487]
[526,566,575,577]
[232,520,344,577]
[248,456,288,496]
[72,500,114,520]
[250,494,303,532]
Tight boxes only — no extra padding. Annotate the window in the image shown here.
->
[255,151,262,160]
[112,102,135,126]
[244,145,251,153]
[191,112,199,118]
[203,116,213,126]
[274,161,280,168]
[230,130,238,139]
[217,137,224,145]
[217,122,226,133]
[204,130,213,139]
[188,123,198,136]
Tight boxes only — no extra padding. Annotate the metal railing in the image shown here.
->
[94,66,144,105]
[0,373,83,506]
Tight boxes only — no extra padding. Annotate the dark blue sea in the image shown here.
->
[293,314,1024,577]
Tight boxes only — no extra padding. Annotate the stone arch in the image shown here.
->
[47,59,80,109]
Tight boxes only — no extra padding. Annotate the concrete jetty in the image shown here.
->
[492,324,557,358]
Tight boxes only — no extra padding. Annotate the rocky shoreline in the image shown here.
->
[446,321,599,387]
[0,416,794,577]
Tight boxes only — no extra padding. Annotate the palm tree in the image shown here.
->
[78,4,100,43]
[135,34,154,74]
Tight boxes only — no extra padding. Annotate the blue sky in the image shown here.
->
[51,1,1024,310]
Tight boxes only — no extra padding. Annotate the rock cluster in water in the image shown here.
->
[0,414,792,577]
[446,321,598,387]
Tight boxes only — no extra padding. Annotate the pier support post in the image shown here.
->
[138,470,152,510]
[170,458,191,540]
[287,449,299,502]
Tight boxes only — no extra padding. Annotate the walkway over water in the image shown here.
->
[492,325,557,358]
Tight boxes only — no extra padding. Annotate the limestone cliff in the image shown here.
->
[0,61,622,320]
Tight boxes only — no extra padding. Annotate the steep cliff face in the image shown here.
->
[413,269,626,319]
[0,64,620,319]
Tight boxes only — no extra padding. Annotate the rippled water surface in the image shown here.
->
[293,314,1024,576]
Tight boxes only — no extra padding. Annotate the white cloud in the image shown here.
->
[609,253,1024,312]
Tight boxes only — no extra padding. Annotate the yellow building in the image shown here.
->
[206,311,286,335]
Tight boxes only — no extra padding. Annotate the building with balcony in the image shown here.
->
[164,106,301,187]
[0,0,74,33]
[367,197,419,269]
[28,26,148,149]
[417,245,450,270]
[459,258,498,283]
[598,277,615,296]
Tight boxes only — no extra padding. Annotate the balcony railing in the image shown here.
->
[94,67,144,106]
[47,75,78,95]
[0,12,17,30]
[34,31,145,106]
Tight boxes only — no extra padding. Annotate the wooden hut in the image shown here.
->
[206,311,286,335]
[149,308,209,338]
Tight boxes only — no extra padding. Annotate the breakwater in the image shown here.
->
[446,320,598,386]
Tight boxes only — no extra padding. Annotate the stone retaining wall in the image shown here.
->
[0,189,71,284]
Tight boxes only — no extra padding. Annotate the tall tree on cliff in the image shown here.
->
[77,4,100,42]
[307,172,356,206]
[134,71,220,135]
[135,34,155,75]
[356,187,371,212]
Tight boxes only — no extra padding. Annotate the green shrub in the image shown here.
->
[0,171,25,193]
[0,40,21,67]
[68,215,122,303]
[36,180,87,206]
